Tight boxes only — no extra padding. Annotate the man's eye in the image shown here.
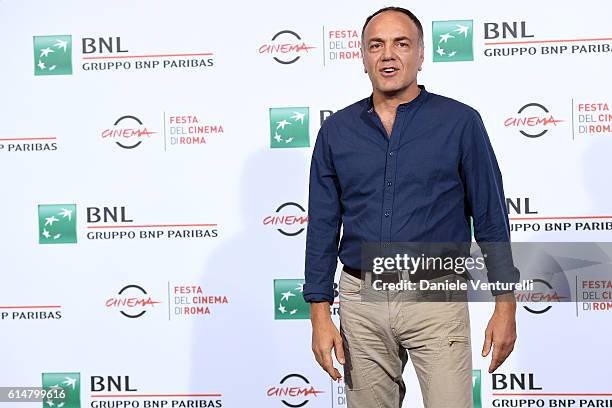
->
[398,42,409,47]
[370,43,381,49]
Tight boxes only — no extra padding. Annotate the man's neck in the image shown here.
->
[372,84,421,115]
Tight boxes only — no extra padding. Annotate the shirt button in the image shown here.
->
[387,181,392,187]
[389,151,394,156]
[384,211,390,217]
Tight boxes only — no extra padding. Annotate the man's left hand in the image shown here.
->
[482,292,517,373]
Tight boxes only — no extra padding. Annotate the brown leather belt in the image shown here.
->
[342,265,362,278]
[342,265,458,284]
[342,265,402,284]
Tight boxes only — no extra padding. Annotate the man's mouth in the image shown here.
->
[380,67,399,76]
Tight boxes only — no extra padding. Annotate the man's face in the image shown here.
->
[362,11,424,97]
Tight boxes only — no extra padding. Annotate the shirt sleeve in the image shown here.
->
[460,109,520,296]
[303,122,342,303]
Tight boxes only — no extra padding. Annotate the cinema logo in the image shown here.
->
[170,284,229,319]
[515,279,568,314]
[106,285,162,318]
[504,103,563,138]
[263,202,308,236]
[101,115,156,149]
[267,374,324,407]
[259,30,316,64]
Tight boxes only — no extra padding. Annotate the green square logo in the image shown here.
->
[269,107,310,148]
[432,20,473,62]
[473,369,482,408]
[274,279,309,319]
[42,372,80,408]
[38,204,77,244]
[34,35,72,76]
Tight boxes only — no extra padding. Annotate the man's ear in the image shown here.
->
[361,45,368,73]
[419,45,425,67]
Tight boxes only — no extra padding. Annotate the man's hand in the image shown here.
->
[482,292,517,373]
[310,301,344,380]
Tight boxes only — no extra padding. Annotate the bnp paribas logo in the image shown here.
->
[269,107,310,148]
[473,369,482,408]
[42,372,80,408]
[33,35,72,76]
[273,279,309,319]
[432,20,473,62]
[38,204,77,244]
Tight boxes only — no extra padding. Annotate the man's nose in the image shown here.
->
[382,45,395,60]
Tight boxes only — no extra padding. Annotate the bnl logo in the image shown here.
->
[42,373,80,408]
[34,35,128,75]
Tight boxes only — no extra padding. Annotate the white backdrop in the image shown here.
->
[1,1,612,407]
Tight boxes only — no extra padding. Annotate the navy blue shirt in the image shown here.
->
[303,85,519,303]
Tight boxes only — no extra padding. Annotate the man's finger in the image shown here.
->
[488,342,512,373]
[323,362,341,380]
[334,335,345,365]
[313,346,341,380]
[321,351,342,380]
[332,367,343,380]
[482,329,493,357]
[489,357,502,373]
[313,349,323,367]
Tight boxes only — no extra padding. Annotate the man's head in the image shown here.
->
[361,7,424,98]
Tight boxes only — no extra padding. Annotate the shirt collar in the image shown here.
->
[366,84,428,114]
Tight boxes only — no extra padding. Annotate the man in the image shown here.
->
[303,6,519,408]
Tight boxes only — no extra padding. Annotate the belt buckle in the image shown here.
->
[377,270,401,284]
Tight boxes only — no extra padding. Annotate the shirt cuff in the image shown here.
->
[488,265,521,297]
[303,282,334,304]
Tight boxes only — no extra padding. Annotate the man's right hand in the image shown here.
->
[310,301,345,380]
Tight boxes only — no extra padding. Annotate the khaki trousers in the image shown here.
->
[339,271,473,408]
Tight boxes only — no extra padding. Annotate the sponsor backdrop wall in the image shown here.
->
[2,0,612,407]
